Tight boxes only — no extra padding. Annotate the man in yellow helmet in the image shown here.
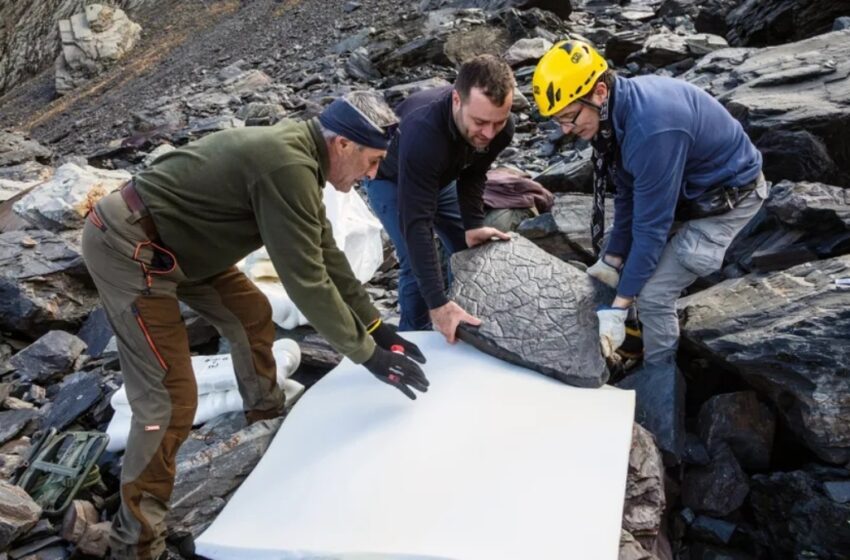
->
[532,40,767,366]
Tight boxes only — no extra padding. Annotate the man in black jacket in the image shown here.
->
[365,55,515,342]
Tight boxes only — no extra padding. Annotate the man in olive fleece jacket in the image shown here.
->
[81,91,428,560]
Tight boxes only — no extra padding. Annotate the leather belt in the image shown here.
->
[120,181,160,242]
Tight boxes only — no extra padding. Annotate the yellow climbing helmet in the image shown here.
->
[532,39,609,117]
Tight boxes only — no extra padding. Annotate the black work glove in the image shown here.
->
[369,320,427,364]
[362,345,430,400]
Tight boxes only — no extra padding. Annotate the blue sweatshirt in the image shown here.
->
[605,75,762,297]
[376,86,514,309]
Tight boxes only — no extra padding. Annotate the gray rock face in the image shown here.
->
[750,467,850,559]
[168,413,283,536]
[54,4,142,95]
[449,235,609,388]
[624,424,666,545]
[0,480,43,550]
[726,0,850,47]
[679,255,850,464]
[618,361,686,465]
[0,229,98,338]
[681,444,750,517]
[9,330,87,384]
[683,30,850,187]
[697,391,775,471]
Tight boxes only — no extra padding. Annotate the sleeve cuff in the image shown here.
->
[348,337,376,365]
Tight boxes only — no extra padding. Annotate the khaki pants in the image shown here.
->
[637,174,768,364]
[82,190,284,560]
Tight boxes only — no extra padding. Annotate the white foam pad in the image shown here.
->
[196,332,636,560]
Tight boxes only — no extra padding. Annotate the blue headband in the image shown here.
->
[319,97,397,150]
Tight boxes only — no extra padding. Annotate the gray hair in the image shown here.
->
[320,90,398,143]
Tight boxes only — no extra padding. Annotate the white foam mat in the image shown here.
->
[196,332,636,560]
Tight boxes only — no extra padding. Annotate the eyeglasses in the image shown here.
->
[555,106,583,130]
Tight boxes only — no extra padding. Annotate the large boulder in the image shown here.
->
[679,255,850,464]
[54,4,142,95]
[683,30,850,187]
[449,234,610,388]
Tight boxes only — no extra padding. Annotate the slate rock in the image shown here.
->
[698,391,775,471]
[722,180,850,276]
[681,443,750,517]
[688,515,737,546]
[756,129,840,186]
[623,423,666,542]
[679,255,850,464]
[0,480,42,550]
[726,0,850,47]
[0,409,39,446]
[503,37,552,67]
[332,27,374,54]
[824,481,850,504]
[0,229,98,338]
[168,413,283,534]
[532,149,594,194]
[376,35,451,72]
[449,234,610,388]
[76,307,114,359]
[345,47,381,81]
[0,132,52,168]
[684,30,850,187]
[41,371,103,431]
[617,360,686,465]
[750,467,850,559]
[605,29,646,65]
[384,77,452,106]
[9,330,87,384]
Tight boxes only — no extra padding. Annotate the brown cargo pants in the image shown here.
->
[82,189,285,560]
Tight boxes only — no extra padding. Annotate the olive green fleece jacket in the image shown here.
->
[134,118,378,363]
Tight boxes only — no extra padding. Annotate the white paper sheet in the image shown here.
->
[196,332,636,560]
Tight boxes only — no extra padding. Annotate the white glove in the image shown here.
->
[597,306,629,358]
[587,258,620,288]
